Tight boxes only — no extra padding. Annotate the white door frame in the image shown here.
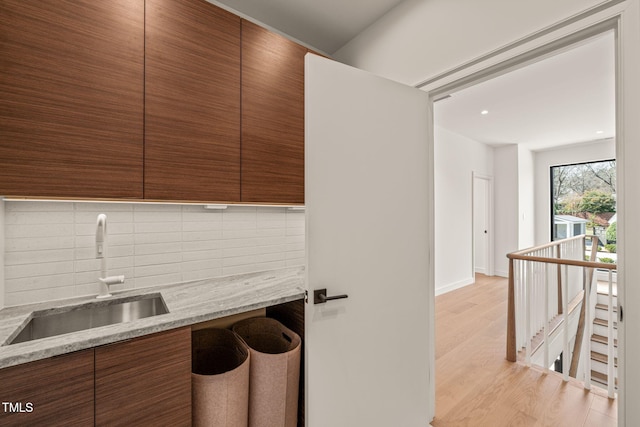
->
[417,2,637,424]
[472,172,494,277]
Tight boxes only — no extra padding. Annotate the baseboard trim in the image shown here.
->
[494,269,508,278]
[436,277,475,296]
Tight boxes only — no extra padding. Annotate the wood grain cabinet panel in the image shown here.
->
[0,0,144,199]
[241,20,307,204]
[145,0,241,201]
[95,327,191,426]
[0,349,94,427]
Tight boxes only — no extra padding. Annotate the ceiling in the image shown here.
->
[210,0,614,152]
[434,32,615,151]
[211,0,406,54]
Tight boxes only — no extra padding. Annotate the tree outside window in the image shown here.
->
[551,160,616,247]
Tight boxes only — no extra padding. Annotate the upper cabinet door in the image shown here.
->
[0,0,144,198]
[241,20,306,204]
[305,54,433,426]
[145,0,241,202]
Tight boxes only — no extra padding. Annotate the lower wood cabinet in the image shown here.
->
[0,349,95,426]
[95,327,192,426]
[0,313,305,426]
[0,327,191,426]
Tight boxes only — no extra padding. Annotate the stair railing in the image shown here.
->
[506,235,617,396]
[568,238,600,379]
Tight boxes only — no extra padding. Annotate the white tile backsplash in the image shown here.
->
[2,201,305,306]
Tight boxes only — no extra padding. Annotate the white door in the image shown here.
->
[473,176,487,274]
[305,54,432,427]
[473,175,489,275]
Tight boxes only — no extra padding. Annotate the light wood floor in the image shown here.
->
[432,274,617,427]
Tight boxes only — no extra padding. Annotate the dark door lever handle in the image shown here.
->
[314,288,349,304]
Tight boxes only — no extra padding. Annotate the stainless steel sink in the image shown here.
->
[8,294,169,345]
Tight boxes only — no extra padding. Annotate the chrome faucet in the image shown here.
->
[96,214,125,298]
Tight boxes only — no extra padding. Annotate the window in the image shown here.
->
[550,159,616,241]
[555,223,568,239]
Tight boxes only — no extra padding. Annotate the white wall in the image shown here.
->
[433,130,530,286]
[334,0,604,85]
[493,145,519,277]
[533,139,615,245]
[518,145,535,249]
[491,145,534,277]
[434,125,493,294]
[3,201,305,306]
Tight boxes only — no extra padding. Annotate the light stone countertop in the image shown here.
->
[0,267,305,369]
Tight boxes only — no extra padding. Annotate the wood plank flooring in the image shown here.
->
[432,274,617,427]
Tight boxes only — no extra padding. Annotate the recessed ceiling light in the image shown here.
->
[480,110,489,115]
[596,130,604,134]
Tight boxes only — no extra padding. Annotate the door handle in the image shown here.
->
[314,288,349,305]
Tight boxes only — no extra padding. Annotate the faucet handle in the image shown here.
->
[96,275,125,299]
[99,275,125,286]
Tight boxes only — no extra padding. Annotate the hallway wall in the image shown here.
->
[434,125,493,294]
[494,145,519,277]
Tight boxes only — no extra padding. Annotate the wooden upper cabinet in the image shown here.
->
[0,349,94,426]
[241,20,307,204]
[145,0,241,202]
[95,327,192,426]
[0,0,144,199]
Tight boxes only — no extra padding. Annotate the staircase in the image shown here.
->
[590,289,618,390]
[506,235,618,398]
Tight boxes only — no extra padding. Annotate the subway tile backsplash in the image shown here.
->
[3,201,305,306]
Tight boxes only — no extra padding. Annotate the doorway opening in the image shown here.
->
[427,17,619,425]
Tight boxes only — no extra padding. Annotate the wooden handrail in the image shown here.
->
[505,235,617,363]
[508,234,586,256]
[507,254,617,270]
[507,234,616,270]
